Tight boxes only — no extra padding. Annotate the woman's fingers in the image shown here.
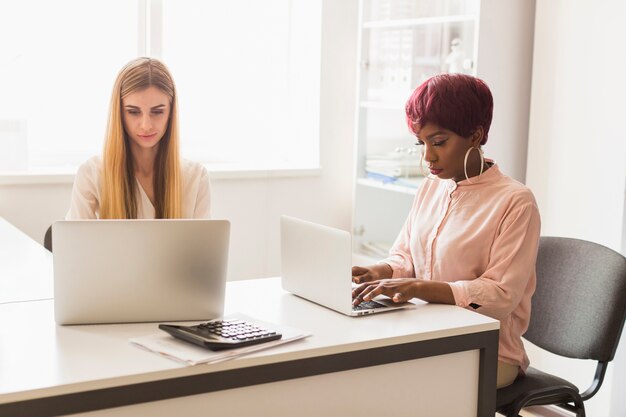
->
[392,292,408,303]
[352,281,380,305]
[351,266,368,276]
[351,282,390,305]
[352,266,373,284]
[352,275,365,284]
[352,279,416,305]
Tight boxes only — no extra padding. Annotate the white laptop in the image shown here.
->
[280,216,415,316]
[52,219,230,325]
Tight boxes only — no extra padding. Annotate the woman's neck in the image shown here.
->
[462,149,490,181]
[130,145,158,177]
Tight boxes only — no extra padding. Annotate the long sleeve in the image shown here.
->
[180,159,212,219]
[381,201,417,278]
[448,200,541,319]
[375,164,540,370]
[66,157,101,219]
[381,176,447,280]
[193,166,211,219]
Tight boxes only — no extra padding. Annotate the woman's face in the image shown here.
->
[414,123,480,182]
[122,86,171,152]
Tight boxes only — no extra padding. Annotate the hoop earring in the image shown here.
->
[463,146,484,184]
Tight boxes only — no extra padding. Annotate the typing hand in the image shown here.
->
[351,263,392,284]
[352,278,418,306]
[351,266,377,284]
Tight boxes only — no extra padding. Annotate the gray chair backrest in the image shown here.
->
[44,225,53,252]
[525,237,626,362]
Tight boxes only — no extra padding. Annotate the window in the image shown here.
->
[0,0,137,171]
[0,0,321,173]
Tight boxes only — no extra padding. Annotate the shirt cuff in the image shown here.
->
[378,257,409,278]
[448,281,471,308]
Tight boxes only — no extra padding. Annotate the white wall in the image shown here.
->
[3,1,623,413]
[476,0,536,183]
[0,0,359,282]
[527,0,626,250]
[526,1,626,416]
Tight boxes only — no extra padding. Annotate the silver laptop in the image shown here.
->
[53,219,230,325]
[280,216,415,316]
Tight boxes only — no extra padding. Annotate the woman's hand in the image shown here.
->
[352,278,419,306]
[351,263,393,284]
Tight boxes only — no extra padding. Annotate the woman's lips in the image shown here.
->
[429,168,443,175]
[139,133,157,141]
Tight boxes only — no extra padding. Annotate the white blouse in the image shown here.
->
[66,156,211,219]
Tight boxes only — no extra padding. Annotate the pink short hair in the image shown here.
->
[405,74,493,145]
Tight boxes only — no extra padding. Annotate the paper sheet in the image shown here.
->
[129,313,311,366]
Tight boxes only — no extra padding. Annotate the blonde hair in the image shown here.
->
[100,57,182,219]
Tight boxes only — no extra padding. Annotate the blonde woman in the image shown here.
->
[67,57,210,219]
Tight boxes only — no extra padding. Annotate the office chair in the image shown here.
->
[44,225,53,252]
[496,236,626,417]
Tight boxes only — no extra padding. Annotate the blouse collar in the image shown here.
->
[435,159,503,190]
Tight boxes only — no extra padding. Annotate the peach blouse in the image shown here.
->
[382,163,540,370]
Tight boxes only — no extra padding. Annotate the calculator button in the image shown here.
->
[160,319,283,350]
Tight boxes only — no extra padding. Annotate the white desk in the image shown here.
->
[0,217,53,303]
[0,218,499,417]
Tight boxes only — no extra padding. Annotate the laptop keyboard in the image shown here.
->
[353,300,386,311]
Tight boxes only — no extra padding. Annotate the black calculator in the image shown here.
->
[159,318,282,350]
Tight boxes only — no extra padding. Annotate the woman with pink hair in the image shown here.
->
[352,74,541,389]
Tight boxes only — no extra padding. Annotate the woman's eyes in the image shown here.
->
[126,110,165,116]
[414,139,446,147]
